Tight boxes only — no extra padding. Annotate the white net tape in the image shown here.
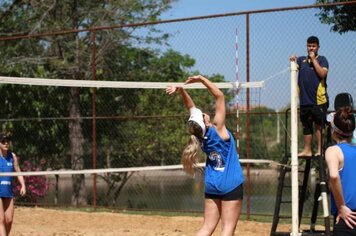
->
[0,159,277,176]
[0,76,264,89]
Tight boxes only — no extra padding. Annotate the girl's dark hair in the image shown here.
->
[307,36,319,45]
[333,106,355,138]
[0,132,11,142]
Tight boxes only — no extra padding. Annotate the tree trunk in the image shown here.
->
[69,87,87,206]
[54,174,59,205]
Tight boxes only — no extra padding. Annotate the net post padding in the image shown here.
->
[290,61,299,236]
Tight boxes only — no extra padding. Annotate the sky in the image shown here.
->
[163,0,315,19]
[153,0,356,110]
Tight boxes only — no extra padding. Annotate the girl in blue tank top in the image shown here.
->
[0,151,15,198]
[325,107,356,235]
[166,75,244,236]
[0,133,26,236]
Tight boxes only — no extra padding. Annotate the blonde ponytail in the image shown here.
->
[181,135,201,175]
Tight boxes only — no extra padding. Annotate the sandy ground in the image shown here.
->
[9,207,297,236]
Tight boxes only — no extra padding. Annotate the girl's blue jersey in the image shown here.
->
[202,127,244,195]
[0,151,14,198]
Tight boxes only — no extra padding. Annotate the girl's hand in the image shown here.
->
[185,75,206,84]
[20,185,26,196]
[166,86,181,95]
[337,205,356,229]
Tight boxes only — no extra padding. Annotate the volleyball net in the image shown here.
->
[0,74,293,210]
[0,75,268,178]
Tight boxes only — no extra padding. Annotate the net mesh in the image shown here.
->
[1,2,355,229]
[0,76,265,173]
[0,77,277,211]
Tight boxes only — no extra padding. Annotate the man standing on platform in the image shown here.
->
[290,36,329,157]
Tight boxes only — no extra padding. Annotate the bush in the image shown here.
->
[13,159,51,204]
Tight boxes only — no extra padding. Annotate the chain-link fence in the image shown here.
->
[0,2,355,221]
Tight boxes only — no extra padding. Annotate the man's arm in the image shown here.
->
[310,52,328,79]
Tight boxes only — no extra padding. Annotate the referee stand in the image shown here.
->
[271,93,354,236]
[270,108,332,236]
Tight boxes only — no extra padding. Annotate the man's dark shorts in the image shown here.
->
[300,103,328,135]
[205,183,243,201]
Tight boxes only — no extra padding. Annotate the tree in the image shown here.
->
[93,48,227,206]
[0,0,175,206]
[316,0,356,34]
[13,159,50,205]
[0,0,241,208]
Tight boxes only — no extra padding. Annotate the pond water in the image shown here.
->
[40,168,320,216]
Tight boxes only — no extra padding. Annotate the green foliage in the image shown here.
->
[316,0,356,34]
[13,159,50,204]
[0,1,287,207]
[0,0,177,206]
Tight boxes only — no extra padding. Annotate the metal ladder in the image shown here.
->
[270,109,332,236]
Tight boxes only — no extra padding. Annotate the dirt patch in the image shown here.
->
[12,207,294,236]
